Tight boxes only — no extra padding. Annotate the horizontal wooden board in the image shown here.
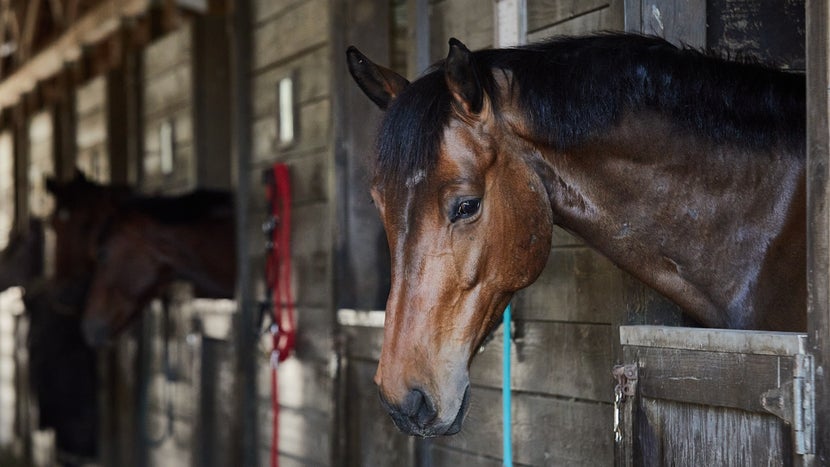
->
[621,326,807,355]
[258,356,334,414]
[527,0,611,33]
[252,98,331,163]
[472,320,614,402]
[252,44,330,119]
[264,405,332,466]
[343,359,415,467]
[341,325,383,361]
[252,0,329,71]
[143,23,193,80]
[248,151,330,210]
[143,64,193,118]
[252,0,306,26]
[528,5,623,42]
[434,386,613,466]
[144,108,194,153]
[624,345,797,413]
[429,0,493,63]
[513,247,630,323]
[430,444,528,467]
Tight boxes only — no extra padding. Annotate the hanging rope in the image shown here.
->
[263,162,297,467]
[503,303,513,467]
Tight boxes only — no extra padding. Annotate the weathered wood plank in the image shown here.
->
[251,44,330,120]
[252,0,305,26]
[806,0,830,460]
[429,0,494,62]
[636,399,791,466]
[341,325,384,361]
[343,360,415,467]
[624,346,796,413]
[142,64,193,118]
[142,22,192,80]
[526,0,610,33]
[251,98,331,163]
[248,151,330,211]
[251,0,329,71]
[472,320,614,402]
[434,386,613,466]
[620,326,807,356]
[528,4,623,41]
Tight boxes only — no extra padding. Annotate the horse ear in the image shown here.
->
[346,46,410,110]
[445,38,483,115]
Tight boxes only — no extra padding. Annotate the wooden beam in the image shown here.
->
[806,0,830,462]
[19,0,41,62]
[0,0,151,109]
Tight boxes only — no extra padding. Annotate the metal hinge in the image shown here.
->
[612,364,638,443]
[761,354,815,455]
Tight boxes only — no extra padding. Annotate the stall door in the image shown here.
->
[615,326,814,466]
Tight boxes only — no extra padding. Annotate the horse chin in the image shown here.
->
[444,384,471,436]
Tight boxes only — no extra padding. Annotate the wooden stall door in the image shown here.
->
[616,326,813,467]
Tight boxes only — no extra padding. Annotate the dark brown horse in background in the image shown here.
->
[347,33,805,437]
[46,171,134,310]
[81,189,236,347]
[0,217,98,465]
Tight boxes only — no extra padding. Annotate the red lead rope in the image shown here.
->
[264,162,296,467]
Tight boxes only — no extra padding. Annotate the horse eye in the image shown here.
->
[451,198,481,222]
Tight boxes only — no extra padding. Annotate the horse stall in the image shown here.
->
[0,1,827,467]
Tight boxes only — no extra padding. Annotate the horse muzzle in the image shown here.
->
[379,385,471,438]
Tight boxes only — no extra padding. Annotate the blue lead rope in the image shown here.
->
[503,303,513,467]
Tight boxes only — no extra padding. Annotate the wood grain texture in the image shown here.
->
[807,0,830,461]
[636,399,791,466]
[472,320,614,402]
[251,0,329,71]
[434,386,613,466]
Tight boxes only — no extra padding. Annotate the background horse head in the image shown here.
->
[81,189,236,347]
[347,33,805,437]
[46,170,133,310]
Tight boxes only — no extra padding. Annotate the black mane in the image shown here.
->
[128,189,234,224]
[375,33,806,188]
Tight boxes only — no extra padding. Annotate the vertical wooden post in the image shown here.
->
[229,0,257,464]
[806,0,830,463]
[51,68,76,180]
[108,23,143,186]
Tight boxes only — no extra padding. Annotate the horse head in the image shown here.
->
[347,40,553,437]
[45,170,133,310]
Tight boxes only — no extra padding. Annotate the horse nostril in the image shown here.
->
[403,388,437,426]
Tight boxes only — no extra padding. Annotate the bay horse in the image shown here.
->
[346,33,805,437]
[81,189,236,347]
[46,171,134,310]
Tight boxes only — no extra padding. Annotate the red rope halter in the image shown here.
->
[264,162,296,467]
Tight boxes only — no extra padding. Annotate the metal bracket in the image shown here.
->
[760,354,815,455]
[612,364,638,444]
[613,364,638,400]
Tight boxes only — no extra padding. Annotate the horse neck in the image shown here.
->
[530,111,805,329]
[142,216,236,298]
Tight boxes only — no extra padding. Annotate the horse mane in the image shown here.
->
[375,32,806,188]
[127,189,234,224]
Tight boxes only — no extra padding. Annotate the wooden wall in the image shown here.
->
[248,1,336,465]
[142,23,196,193]
[75,76,110,183]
